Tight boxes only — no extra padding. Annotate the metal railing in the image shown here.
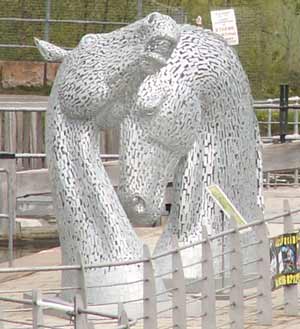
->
[1,96,300,144]
[2,95,300,186]
[254,93,300,187]
[255,95,300,141]
[0,202,299,328]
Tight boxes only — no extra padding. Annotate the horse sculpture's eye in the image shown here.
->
[81,34,97,46]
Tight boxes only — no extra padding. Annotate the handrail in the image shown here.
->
[0,295,137,325]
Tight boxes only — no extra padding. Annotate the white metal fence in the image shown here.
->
[256,96,300,187]
[0,202,299,329]
[256,96,300,140]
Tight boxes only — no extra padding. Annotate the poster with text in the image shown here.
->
[270,233,300,289]
[210,9,239,46]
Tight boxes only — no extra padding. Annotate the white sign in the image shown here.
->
[206,184,247,226]
[210,9,239,46]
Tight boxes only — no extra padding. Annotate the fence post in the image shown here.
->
[294,110,299,135]
[74,294,89,328]
[267,108,272,138]
[32,289,44,329]
[283,200,298,316]
[143,244,157,329]
[0,307,5,329]
[171,236,186,329]
[4,113,16,152]
[295,169,299,187]
[0,153,16,267]
[201,226,216,329]
[118,303,129,328]
[254,222,272,325]
[76,252,87,308]
[229,221,244,329]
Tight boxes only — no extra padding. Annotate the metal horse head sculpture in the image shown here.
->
[35,13,179,304]
[119,26,263,275]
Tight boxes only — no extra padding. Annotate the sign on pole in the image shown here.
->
[270,233,300,289]
[210,9,239,46]
[206,184,247,226]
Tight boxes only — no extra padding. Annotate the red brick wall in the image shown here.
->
[0,61,59,89]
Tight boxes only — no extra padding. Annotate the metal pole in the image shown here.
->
[201,226,216,329]
[43,0,51,86]
[267,108,272,137]
[171,236,186,329]
[32,289,44,329]
[44,0,51,41]
[229,221,244,329]
[76,253,87,308]
[74,295,89,329]
[254,222,272,325]
[143,245,157,329]
[293,110,298,135]
[0,153,16,267]
[295,169,299,187]
[279,84,289,143]
[7,158,15,267]
[137,0,143,19]
[118,303,129,328]
[294,97,299,186]
[295,97,299,135]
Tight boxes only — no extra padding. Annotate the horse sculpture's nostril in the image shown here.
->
[132,196,146,214]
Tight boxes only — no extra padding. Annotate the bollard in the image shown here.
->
[279,84,289,143]
[283,200,298,316]
[171,236,186,329]
[201,226,216,329]
[32,289,44,329]
[143,244,158,329]
[229,221,244,329]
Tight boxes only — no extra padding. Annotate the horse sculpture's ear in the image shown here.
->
[34,37,69,63]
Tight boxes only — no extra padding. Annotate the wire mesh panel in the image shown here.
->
[1,1,300,98]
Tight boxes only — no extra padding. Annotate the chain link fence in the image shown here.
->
[0,0,186,61]
[0,0,299,98]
